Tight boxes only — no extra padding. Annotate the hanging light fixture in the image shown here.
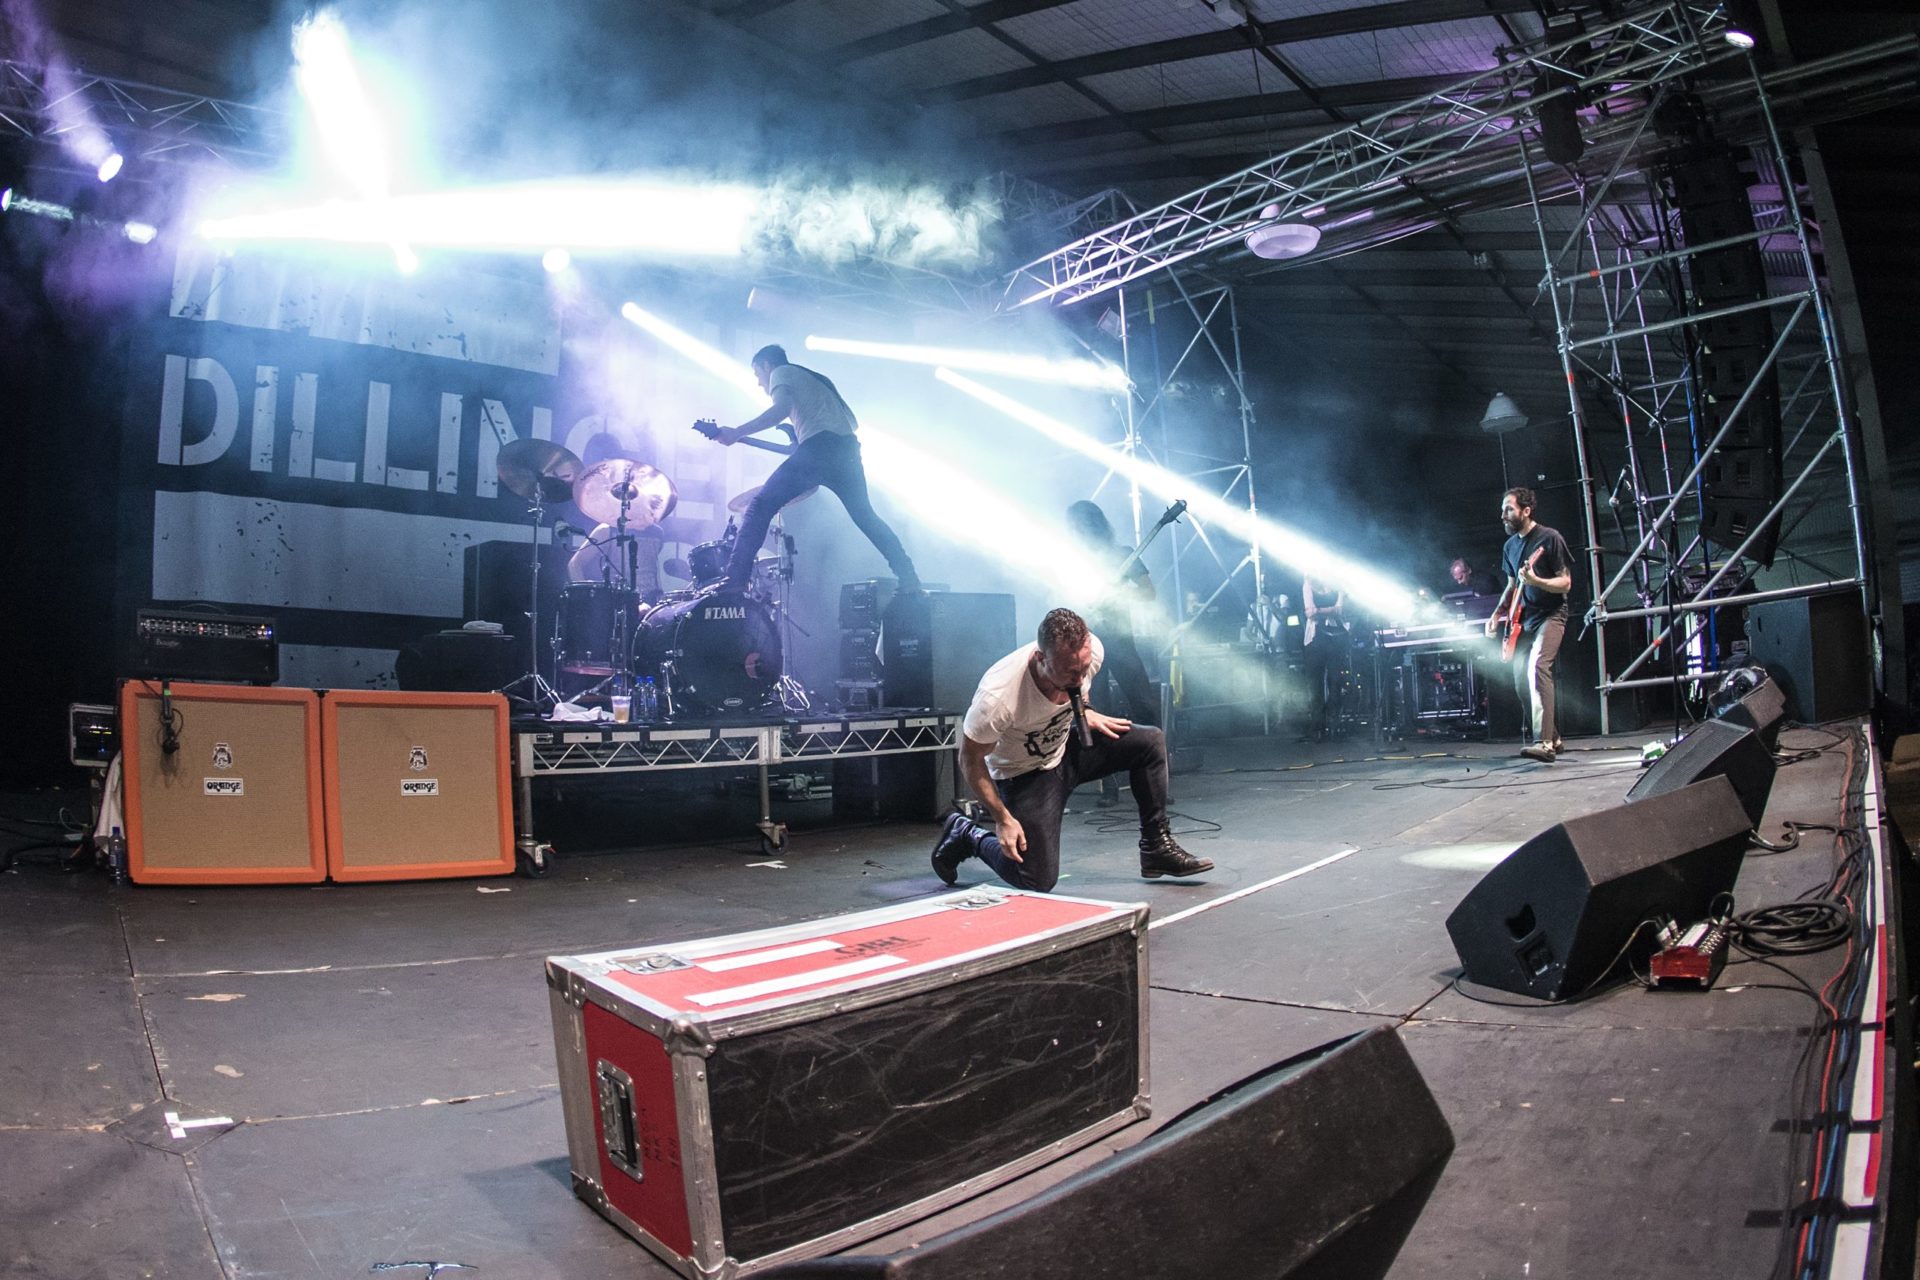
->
[1244,203,1320,260]
[1479,391,1529,434]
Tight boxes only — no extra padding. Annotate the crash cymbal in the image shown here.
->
[727,484,817,514]
[662,557,692,581]
[574,458,678,529]
[496,438,584,503]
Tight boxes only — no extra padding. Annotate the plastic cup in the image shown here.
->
[610,695,632,723]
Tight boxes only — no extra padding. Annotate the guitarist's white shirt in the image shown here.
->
[770,365,858,443]
[963,637,1106,782]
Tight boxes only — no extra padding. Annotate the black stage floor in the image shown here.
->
[1,725,1864,1279]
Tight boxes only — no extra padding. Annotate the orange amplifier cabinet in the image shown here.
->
[118,681,327,885]
[320,689,514,882]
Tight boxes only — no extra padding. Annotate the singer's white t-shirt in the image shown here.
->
[961,637,1105,781]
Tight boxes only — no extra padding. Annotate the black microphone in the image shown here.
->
[1067,686,1093,749]
[553,521,580,540]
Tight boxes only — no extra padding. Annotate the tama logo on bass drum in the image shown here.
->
[703,606,747,620]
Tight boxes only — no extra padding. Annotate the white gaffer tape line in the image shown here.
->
[688,954,906,1007]
[1830,1221,1872,1280]
[164,1110,235,1140]
[1149,848,1358,931]
[699,939,843,973]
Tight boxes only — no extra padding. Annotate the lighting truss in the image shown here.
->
[1000,1,1735,310]
[0,60,279,168]
[1520,53,1872,730]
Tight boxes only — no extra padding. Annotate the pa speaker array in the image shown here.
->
[1653,94,1782,566]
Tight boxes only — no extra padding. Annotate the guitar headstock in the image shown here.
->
[692,418,721,440]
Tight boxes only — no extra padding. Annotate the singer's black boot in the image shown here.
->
[931,811,993,885]
[1139,820,1214,879]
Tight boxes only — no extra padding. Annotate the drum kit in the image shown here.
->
[494,439,800,716]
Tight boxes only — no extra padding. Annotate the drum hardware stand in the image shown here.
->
[499,486,562,713]
[765,519,811,713]
[579,482,647,704]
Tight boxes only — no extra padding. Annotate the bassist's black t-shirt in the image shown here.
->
[1501,524,1572,634]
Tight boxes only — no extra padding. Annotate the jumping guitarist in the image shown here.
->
[1485,486,1573,762]
[693,344,921,595]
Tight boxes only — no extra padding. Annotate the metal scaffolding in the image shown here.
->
[1520,42,1871,732]
[1000,2,1737,310]
[0,60,278,168]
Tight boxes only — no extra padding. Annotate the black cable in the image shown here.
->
[1729,900,1853,957]
[1448,918,1664,1008]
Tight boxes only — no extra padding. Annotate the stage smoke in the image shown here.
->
[937,368,1420,620]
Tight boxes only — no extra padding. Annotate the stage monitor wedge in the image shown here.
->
[1627,719,1776,829]
[119,681,327,885]
[758,1026,1451,1280]
[321,690,515,882]
[1446,776,1753,1001]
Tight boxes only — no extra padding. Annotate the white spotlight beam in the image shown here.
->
[291,9,412,271]
[937,367,1418,619]
[620,304,1105,593]
[805,334,1129,392]
[620,302,764,402]
[200,183,755,258]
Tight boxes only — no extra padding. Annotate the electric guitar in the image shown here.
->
[1500,547,1545,661]
[693,418,795,457]
[1113,500,1186,585]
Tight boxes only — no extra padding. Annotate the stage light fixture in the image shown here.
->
[96,152,124,183]
[1723,29,1755,50]
[804,334,1130,391]
[1,188,12,213]
[1479,391,1529,434]
[1243,204,1320,261]
[937,368,1419,619]
[543,247,571,274]
[124,220,158,244]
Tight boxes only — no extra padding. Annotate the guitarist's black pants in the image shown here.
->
[725,430,919,591]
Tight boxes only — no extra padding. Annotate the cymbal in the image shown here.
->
[662,557,692,581]
[727,484,817,515]
[496,438,584,503]
[574,458,678,529]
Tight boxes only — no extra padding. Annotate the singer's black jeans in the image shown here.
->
[725,431,919,589]
[973,725,1169,893]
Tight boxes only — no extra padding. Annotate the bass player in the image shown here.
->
[1486,487,1573,762]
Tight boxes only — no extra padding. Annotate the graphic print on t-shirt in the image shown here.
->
[1023,709,1075,761]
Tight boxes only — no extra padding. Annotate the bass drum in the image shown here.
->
[634,588,782,714]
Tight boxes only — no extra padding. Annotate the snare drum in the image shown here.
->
[555,582,639,675]
[633,588,781,713]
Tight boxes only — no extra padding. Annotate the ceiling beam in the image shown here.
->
[825,0,1080,65]
[994,73,1466,150]
[920,0,1535,105]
